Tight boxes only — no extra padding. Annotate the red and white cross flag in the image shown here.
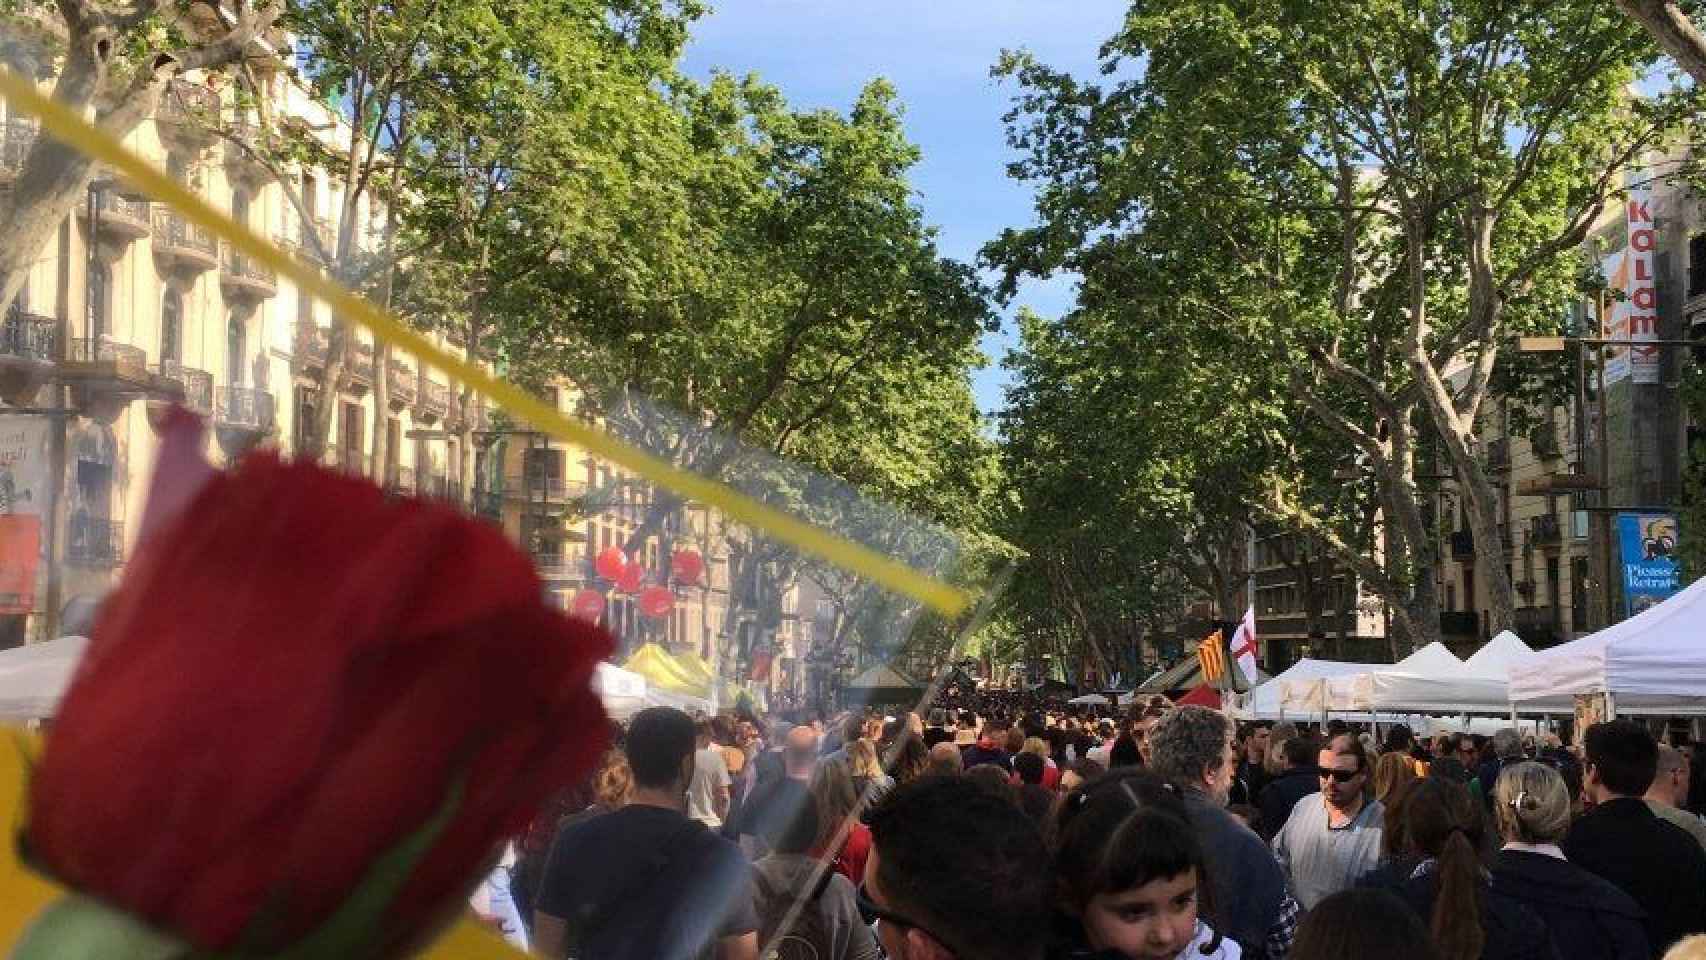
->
[1230,606,1259,686]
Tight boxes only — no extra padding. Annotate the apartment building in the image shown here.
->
[0,49,485,646]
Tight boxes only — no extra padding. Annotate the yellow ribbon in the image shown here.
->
[0,67,971,620]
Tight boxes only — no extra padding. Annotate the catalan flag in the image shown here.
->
[1197,629,1227,685]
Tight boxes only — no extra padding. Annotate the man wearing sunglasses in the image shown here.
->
[861,775,1052,960]
[1271,735,1385,910]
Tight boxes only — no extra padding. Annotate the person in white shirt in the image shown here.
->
[685,718,732,828]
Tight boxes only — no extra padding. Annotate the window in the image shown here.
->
[227,310,246,386]
[231,189,250,228]
[160,288,182,365]
[88,264,109,339]
[1690,233,1706,298]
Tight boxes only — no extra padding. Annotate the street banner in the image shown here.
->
[1617,511,1680,616]
[1604,182,1660,385]
[0,415,50,517]
[1230,606,1260,686]
[0,516,39,614]
[0,416,50,616]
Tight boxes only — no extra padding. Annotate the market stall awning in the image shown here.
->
[1510,576,1706,714]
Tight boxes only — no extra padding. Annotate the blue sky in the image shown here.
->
[680,1,1130,415]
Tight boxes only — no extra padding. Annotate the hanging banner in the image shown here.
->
[1605,181,1659,385]
[1626,184,1660,385]
[0,416,50,517]
[0,416,50,615]
[1617,512,1680,616]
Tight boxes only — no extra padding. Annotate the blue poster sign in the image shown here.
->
[1618,512,1681,617]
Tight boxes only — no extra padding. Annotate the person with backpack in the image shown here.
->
[532,707,759,959]
[750,779,880,960]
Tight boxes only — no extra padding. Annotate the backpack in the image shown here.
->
[753,864,837,960]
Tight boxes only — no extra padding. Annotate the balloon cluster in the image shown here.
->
[569,547,705,624]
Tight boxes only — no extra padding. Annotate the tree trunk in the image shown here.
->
[1405,221,1516,637]
[1615,0,1706,87]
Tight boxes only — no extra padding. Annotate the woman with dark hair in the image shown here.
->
[889,731,930,786]
[1385,776,1556,960]
[1290,888,1440,960]
[1048,769,1239,959]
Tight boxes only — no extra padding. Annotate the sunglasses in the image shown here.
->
[858,884,953,951]
[1317,766,1361,783]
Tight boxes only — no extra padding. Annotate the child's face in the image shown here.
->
[1082,868,1199,960]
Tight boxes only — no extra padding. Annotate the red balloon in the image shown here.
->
[570,589,606,622]
[616,563,645,594]
[671,549,704,586]
[594,547,628,582]
[639,586,674,619]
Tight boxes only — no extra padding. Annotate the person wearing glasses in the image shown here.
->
[1270,735,1385,910]
[861,775,1053,960]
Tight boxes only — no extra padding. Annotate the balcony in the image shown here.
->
[215,385,274,432]
[534,551,588,584]
[1529,513,1562,549]
[419,374,449,420]
[155,79,220,146]
[293,322,328,367]
[378,361,413,410]
[1514,606,1564,648]
[0,307,56,405]
[0,119,37,187]
[62,338,153,408]
[151,361,213,415]
[0,308,54,365]
[1450,529,1475,560]
[77,190,151,242]
[505,476,585,502]
[1440,610,1480,637]
[349,342,375,387]
[66,516,123,568]
[152,209,219,272]
[220,247,277,300]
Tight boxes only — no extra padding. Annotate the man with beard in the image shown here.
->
[1271,734,1386,910]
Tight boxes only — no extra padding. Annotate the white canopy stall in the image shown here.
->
[1323,642,1463,713]
[1510,576,1706,715]
[1332,635,1557,716]
[1278,659,1383,717]
[0,636,88,721]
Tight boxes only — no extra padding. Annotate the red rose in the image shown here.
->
[25,412,611,956]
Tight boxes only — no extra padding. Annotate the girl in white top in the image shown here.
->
[1050,769,1240,960]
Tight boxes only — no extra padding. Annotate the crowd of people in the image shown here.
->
[491,693,1706,960]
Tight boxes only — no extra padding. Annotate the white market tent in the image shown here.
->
[1324,641,1464,713]
[1510,575,1706,715]
[1333,632,1568,716]
[1278,659,1381,716]
[593,661,649,721]
[1068,693,1111,706]
[0,635,88,721]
